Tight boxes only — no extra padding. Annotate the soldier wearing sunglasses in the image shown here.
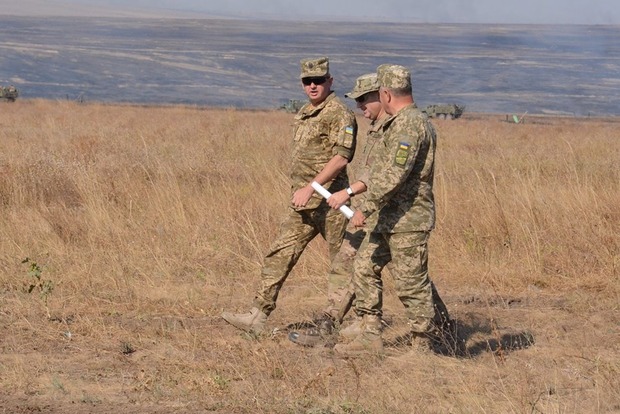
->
[222,56,358,335]
[289,73,451,347]
[332,64,450,356]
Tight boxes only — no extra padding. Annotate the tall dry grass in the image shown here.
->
[0,100,618,413]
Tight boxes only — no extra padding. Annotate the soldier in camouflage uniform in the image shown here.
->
[334,64,447,356]
[290,73,451,347]
[288,73,389,346]
[221,57,357,334]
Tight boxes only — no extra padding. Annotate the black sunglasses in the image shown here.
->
[355,94,370,104]
[302,76,328,86]
[355,92,377,104]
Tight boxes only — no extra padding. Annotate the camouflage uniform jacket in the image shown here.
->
[359,104,436,233]
[291,92,357,210]
[349,114,389,211]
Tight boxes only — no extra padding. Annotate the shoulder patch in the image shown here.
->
[341,125,355,148]
[394,142,411,167]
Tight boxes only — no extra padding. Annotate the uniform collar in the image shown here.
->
[296,92,335,119]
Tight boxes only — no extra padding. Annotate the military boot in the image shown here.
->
[410,331,432,353]
[339,317,364,340]
[333,315,384,356]
[221,307,267,334]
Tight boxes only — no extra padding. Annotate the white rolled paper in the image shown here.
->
[310,181,354,219]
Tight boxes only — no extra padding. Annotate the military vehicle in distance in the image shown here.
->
[505,112,528,124]
[279,99,306,113]
[422,104,464,119]
[0,85,19,102]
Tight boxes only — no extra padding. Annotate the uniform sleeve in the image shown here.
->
[360,118,422,218]
[355,123,384,188]
[330,109,357,161]
[357,167,370,186]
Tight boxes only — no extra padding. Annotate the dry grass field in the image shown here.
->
[0,99,618,413]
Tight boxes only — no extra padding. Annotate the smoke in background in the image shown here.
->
[4,0,620,24]
[2,17,618,116]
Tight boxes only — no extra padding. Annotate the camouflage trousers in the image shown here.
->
[353,230,441,333]
[331,225,449,327]
[327,224,367,321]
[253,202,350,319]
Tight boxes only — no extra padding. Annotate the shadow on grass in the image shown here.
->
[384,317,535,359]
[279,313,535,359]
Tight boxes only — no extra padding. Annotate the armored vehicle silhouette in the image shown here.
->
[279,99,306,113]
[423,104,464,119]
[0,85,19,102]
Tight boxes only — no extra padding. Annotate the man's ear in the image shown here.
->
[381,88,392,104]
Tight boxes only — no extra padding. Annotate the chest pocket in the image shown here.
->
[297,118,330,148]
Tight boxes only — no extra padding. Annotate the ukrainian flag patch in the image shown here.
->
[394,142,411,167]
[345,126,354,135]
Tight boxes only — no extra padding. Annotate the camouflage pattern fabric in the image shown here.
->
[330,112,448,324]
[377,64,412,90]
[252,91,357,317]
[350,115,387,207]
[327,114,388,320]
[344,72,380,99]
[327,226,364,321]
[353,103,439,333]
[335,225,449,328]
[253,202,348,316]
[291,92,357,211]
[300,56,329,78]
[353,230,435,333]
[359,104,436,233]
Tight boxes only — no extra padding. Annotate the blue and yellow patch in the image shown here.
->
[394,142,411,167]
[341,125,355,148]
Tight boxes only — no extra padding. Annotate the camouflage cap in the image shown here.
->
[344,73,379,99]
[377,64,412,90]
[300,56,330,79]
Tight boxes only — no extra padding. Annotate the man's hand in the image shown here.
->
[327,189,349,210]
[292,185,315,208]
[351,210,366,227]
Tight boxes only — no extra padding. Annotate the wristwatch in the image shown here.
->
[346,187,355,197]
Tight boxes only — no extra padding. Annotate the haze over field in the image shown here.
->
[2,0,620,24]
[1,17,618,116]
